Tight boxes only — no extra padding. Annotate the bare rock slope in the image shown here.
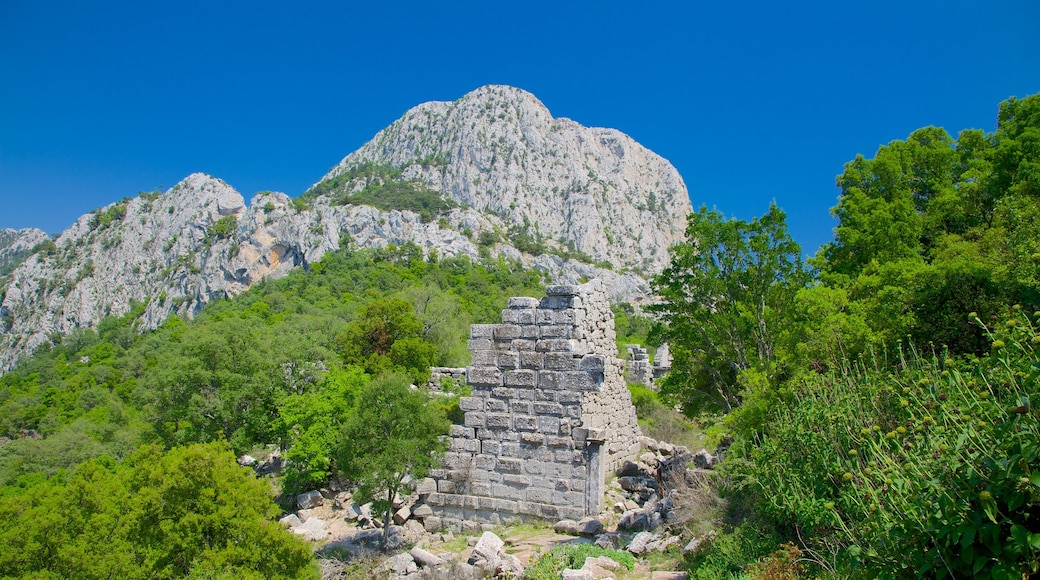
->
[0,86,692,370]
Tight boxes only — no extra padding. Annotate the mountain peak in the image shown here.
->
[317,86,692,273]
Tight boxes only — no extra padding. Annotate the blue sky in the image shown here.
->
[1,1,1037,256]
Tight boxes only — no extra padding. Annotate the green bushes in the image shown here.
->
[206,214,238,241]
[525,543,634,579]
[728,310,1040,577]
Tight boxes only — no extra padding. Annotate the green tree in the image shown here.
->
[0,442,317,579]
[649,204,809,414]
[334,371,449,547]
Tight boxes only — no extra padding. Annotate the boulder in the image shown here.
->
[381,553,418,576]
[410,546,445,568]
[278,513,301,528]
[583,555,621,571]
[576,517,604,536]
[296,490,323,510]
[423,516,443,533]
[626,531,656,554]
[554,519,580,535]
[393,505,411,525]
[292,517,328,541]
[561,569,594,580]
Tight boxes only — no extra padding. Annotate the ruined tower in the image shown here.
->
[421,280,641,528]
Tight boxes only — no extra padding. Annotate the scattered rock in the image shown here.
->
[296,490,323,510]
[554,519,580,535]
[626,531,656,554]
[576,517,604,536]
[561,569,594,580]
[292,517,328,541]
[278,513,301,528]
[410,546,445,568]
[381,553,418,576]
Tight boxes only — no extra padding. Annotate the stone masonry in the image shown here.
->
[421,280,641,529]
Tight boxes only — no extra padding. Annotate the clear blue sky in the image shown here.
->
[1,1,1037,256]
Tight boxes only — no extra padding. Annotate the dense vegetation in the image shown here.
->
[0,244,546,576]
[653,94,1040,577]
[300,162,458,222]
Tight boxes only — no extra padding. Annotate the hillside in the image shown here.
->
[0,86,691,370]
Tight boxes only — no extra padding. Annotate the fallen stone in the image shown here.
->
[626,531,656,554]
[594,533,620,550]
[423,516,443,533]
[278,513,301,528]
[576,517,604,536]
[650,572,688,580]
[554,519,580,535]
[292,517,328,541]
[692,449,717,469]
[412,503,434,519]
[583,555,621,571]
[296,490,323,510]
[237,454,256,466]
[497,553,525,578]
[561,569,594,580]
[468,531,505,565]
[381,553,418,576]
[410,546,445,567]
[393,505,411,525]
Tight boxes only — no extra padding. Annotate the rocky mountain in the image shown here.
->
[0,228,50,280]
[0,86,693,370]
[317,85,690,274]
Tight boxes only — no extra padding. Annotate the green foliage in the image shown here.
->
[206,214,238,241]
[334,371,449,546]
[0,442,317,579]
[525,543,634,579]
[684,521,787,580]
[91,199,129,230]
[815,94,1040,358]
[302,162,458,222]
[727,310,1040,577]
[650,204,809,415]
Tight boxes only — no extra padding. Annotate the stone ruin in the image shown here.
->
[623,343,673,389]
[420,280,641,530]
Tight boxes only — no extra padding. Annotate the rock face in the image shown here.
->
[319,85,692,274]
[0,228,50,280]
[1,85,693,370]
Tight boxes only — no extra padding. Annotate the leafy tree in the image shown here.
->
[0,442,317,579]
[334,371,449,547]
[649,204,809,414]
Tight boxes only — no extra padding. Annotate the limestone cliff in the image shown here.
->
[0,86,692,370]
[316,85,692,274]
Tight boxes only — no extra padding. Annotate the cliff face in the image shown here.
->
[1,86,692,370]
[318,85,692,274]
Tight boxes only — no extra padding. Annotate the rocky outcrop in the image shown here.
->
[1,86,692,370]
[0,228,50,279]
[317,85,692,274]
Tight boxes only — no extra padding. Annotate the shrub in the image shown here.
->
[728,309,1040,577]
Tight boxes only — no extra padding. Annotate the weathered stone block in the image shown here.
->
[535,309,555,324]
[450,425,475,438]
[538,416,561,434]
[526,487,551,503]
[464,412,486,428]
[500,309,520,324]
[510,338,536,351]
[492,484,523,501]
[546,284,579,296]
[470,350,497,366]
[519,351,542,368]
[511,400,532,414]
[513,415,537,431]
[486,413,511,430]
[563,371,598,391]
[521,432,544,445]
[533,401,564,416]
[517,309,536,324]
[508,297,539,309]
[470,324,494,339]
[481,440,501,455]
[498,457,522,472]
[467,338,492,351]
[490,387,515,399]
[450,437,479,453]
[544,352,579,371]
[458,397,484,412]
[485,398,508,413]
[540,325,572,338]
[503,369,537,387]
[493,324,521,340]
[467,367,501,387]
[474,454,497,470]
[579,354,606,373]
[437,480,456,493]
[498,352,519,369]
[554,309,576,324]
[520,324,540,338]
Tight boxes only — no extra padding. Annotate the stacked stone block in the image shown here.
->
[625,344,654,387]
[424,280,641,529]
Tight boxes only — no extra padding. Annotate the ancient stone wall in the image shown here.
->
[422,280,641,529]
